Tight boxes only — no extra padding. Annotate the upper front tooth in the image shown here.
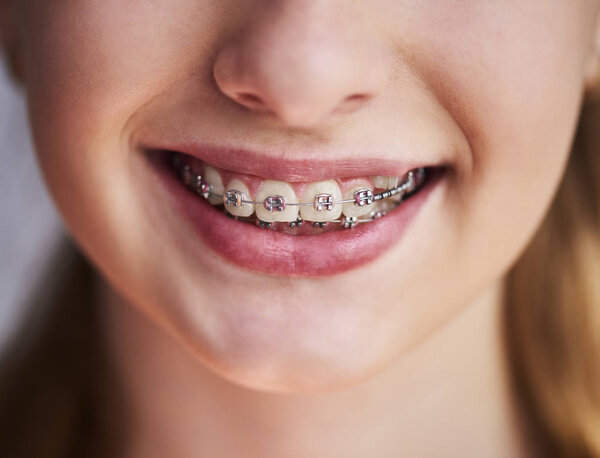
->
[223,178,254,217]
[342,182,375,217]
[300,180,342,222]
[255,180,299,223]
[370,176,399,189]
[203,165,225,205]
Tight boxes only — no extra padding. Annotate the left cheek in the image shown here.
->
[20,4,204,233]
[401,5,590,278]
[410,3,588,159]
[23,2,213,158]
[422,7,586,209]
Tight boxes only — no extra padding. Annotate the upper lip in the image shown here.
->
[141,141,443,182]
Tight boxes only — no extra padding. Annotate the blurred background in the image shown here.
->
[0,63,62,348]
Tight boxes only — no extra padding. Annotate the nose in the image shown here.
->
[213,2,390,127]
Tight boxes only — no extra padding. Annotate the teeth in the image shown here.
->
[174,154,430,228]
[373,198,396,213]
[300,180,343,222]
[408,168,426,192]
[223,178,255,217]
[255,180,300,223]
[204,166,225,205]
[370,176,399,190]
[342,182,375,217]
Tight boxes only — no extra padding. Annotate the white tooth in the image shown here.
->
[300,180,342,222]
[374,199,396,213]
[203,165,225,205]
[370,176,399,189]
[255,180,299,223]
[223,178,254,217]
[342,182,375,217]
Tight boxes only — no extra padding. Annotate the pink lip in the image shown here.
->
[145,150,445,277]
[139,141,438,182]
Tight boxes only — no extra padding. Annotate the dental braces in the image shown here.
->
[171,154,426,229]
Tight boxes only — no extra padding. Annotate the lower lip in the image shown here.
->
[147,151,445,277]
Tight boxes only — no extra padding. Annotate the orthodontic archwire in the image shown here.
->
[171,154,426,229]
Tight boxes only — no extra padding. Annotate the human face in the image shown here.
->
[3,1,599,392]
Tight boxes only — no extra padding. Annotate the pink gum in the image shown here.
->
[187,156,390,200]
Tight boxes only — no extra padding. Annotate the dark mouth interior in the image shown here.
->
[149,148,446,235]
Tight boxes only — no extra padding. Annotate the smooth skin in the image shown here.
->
[2,1,600,456]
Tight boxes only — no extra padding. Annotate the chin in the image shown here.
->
[169,291,397,394]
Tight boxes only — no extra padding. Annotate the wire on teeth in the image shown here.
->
[172,157,426,228]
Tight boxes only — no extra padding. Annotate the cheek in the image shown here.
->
[20,1,222,268]
[23,0,219,143]
[405,2,589,269]
[15,2,211,323]
[364,1,593,344]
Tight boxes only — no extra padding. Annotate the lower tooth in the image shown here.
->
[374,199,396,213]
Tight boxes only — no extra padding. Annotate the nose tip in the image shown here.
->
[225,87,376,127]
[212,7,389,127]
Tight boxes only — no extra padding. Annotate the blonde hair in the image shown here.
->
[504,97,600,457]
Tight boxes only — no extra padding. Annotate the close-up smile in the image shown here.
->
[4,0,600,455]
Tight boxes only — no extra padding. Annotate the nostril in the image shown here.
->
[333,93,373,114]
[344,94,371,104]
[235,92,264,106]
[344,93,371,104]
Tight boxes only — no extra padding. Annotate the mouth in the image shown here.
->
[170,150,437,232]
[143,146,447,277]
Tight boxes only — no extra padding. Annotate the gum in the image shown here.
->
[187,155,393,202]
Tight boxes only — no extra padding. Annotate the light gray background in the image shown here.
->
[0,63,62,347]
